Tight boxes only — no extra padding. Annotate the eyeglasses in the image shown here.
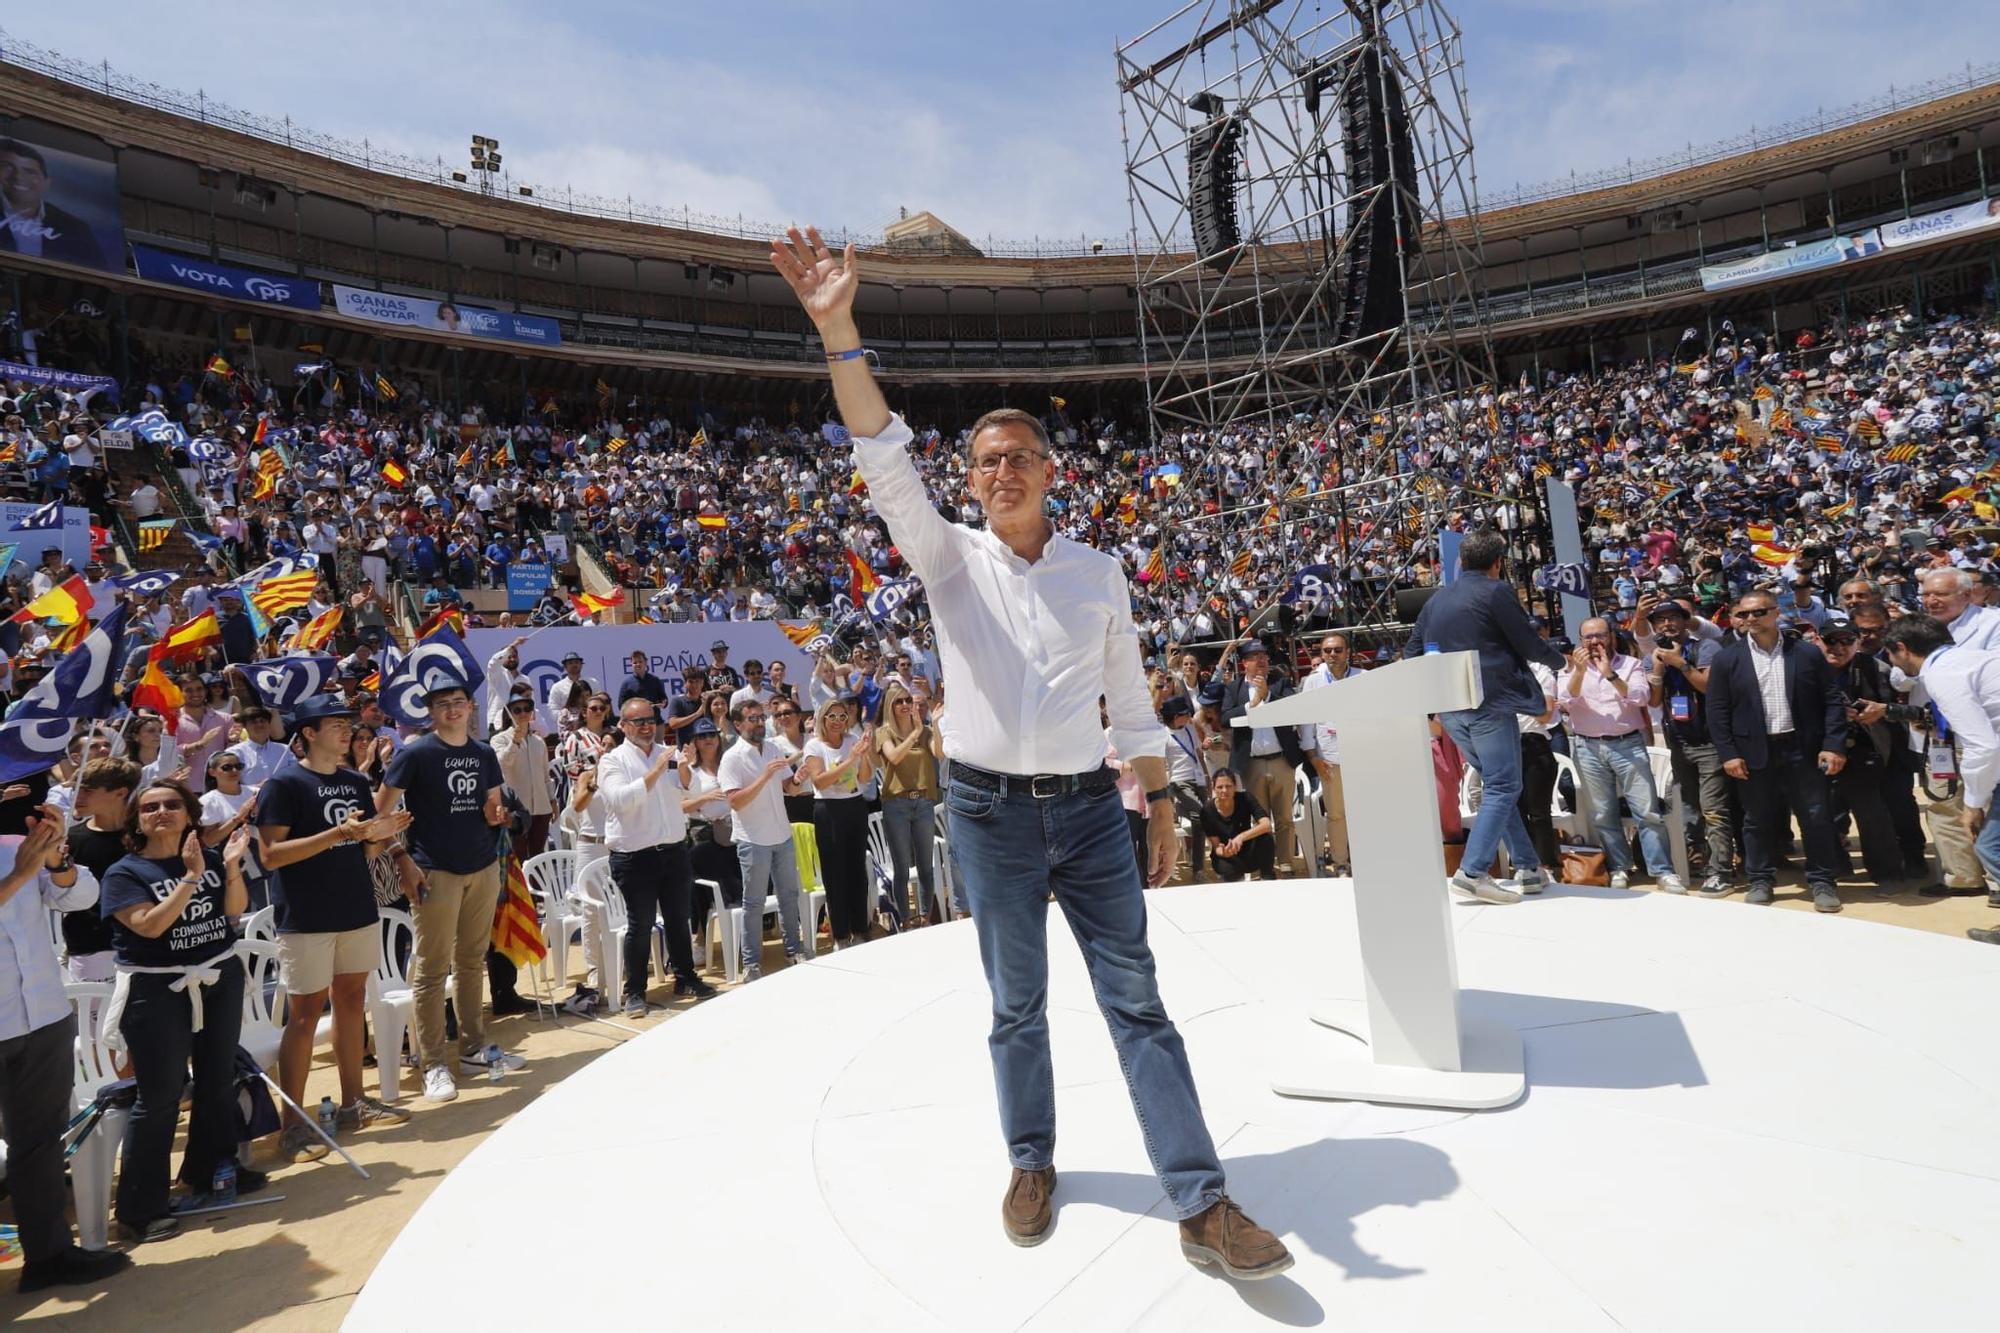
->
[137,799,183,814]
[1735,607,1775,619]
[623,715,659,726]
[972,448,1048,476]
[509,702,535,713]
[586,703,608,712]
[214,763,242,772]
[893,698,913,707]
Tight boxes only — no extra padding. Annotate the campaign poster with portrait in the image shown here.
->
[0,119,125,274]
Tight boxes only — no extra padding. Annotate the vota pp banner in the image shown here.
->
[465,621,811,716]
[131,244,323,310]
[332,284,562,346]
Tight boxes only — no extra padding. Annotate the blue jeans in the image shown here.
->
[1571,733,1675,875]
[880,794,938,915]
[1440,706,1541,878]
[1974,797,2000,887]
[944,773,1225,1220]
[734,838,806,969]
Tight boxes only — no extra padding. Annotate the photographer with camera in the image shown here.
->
[1646,599,1738,894]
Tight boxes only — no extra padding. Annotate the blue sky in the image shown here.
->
[4,2,1988,242]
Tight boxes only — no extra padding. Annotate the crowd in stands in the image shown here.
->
[6,293,2000,1290]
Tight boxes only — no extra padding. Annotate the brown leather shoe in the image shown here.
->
[1179,1197,1293,1279]
[1002,1166,1056,1246]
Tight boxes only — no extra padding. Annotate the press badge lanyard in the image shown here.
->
[1925,647,1958,782]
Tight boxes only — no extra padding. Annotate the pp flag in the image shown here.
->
[244,654,338,708]
[377,627,483,727]
[15,500,63,531]
[0,604,130,781]
[112,569,180,598]
[864,578,921,622]
[1278,563,1336,607]
[138,519,176,552]
[237,553,319,587]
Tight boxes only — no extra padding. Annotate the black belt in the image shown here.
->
[1576,730,1643,743]
[950,759,1118,799]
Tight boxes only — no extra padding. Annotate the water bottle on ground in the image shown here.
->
[211,1158,237,1205]
[1424,641,1441,655]
[317,1096,338,1138]
[485,1043,503,1082]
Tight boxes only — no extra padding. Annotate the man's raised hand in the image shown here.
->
[770,226,859,333]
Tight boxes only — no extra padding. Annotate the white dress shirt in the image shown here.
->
[1747,636,1795,734]
[594,739,689,851]
[0,854,100,1043]
[1918,645,2000,811]
[1948,603,2000,652]
[852,415,1165,775]
[1298,663,1362,761]
[719,737,793,846]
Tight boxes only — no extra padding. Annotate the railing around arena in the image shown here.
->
[3,32,1994,251]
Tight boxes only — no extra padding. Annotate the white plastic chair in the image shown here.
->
[523,850,584,992]
[1550,751,1590,843]
[235,937,286,1071]
[1294,768,1328,877]
[240,904,276,942]
[863,810,906,926]
[371,908,420,1101]
[65,981,127,1251]
[571,857,664,1002]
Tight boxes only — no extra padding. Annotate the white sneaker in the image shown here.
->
[1609,870,1631,891]
[1449,870,1522,905]
[422,1065,457,1103]
[1512,867,1548,896]
[1656,873,1687,895]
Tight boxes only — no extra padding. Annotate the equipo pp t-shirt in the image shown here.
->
[257,763,380,934]
[384,733,503,874]
[99,847,238,968]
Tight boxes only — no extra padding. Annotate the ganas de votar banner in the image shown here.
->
[332,284,563,347]
[1878,197,2000,249]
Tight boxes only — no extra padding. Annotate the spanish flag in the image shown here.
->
[1941,485,1976,505]
[131,656,185,729]
[9,574,92,626]
[253,415,269,445]
[205,354,231,377]
[286,603,344,651]
[1746,524,1775,544]
[848,470,867,496]
[696,514,727,529]
[138,519,177,552]
[381,460,408,488]
[845,550,878,602]
[571,589,623,618]
[1050,396,1067,412]
[490,853,548,968]
[153,609,221,664]
[416,604,466,640]
[1750,543,1799,568]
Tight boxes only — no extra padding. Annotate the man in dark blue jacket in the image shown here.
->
[1403,529,1568,903]
[1704,590,1849,911]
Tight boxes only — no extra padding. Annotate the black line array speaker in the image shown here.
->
[1187,93,1244,273]
[1329,43,1420,344]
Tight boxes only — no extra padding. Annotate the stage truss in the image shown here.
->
[1117,0,1499,641]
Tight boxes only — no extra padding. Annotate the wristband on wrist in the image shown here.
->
[1145,785,1173,806]
[825,346,871,362]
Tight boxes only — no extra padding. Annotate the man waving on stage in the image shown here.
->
[771,225,1292,1280]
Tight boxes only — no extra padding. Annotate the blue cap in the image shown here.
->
[1238,637,1269,658]
[688,717,722,738]
[293,695,358,724]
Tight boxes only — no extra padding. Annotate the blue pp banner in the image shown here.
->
[332,285,562,346]
[0,359,117,394]
[1438,530,1465,585]
[131,244,322,310]
[506,561,553,611]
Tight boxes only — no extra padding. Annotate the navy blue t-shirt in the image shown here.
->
[100,848,238,968]
[257,763,381,934]
[384,733,503,874]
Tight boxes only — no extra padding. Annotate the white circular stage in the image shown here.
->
[348,881,2000,1332]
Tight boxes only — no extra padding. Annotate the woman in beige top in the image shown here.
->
[874,683,942,926]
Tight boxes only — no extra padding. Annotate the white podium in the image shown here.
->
[1235,651,1526,1109]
